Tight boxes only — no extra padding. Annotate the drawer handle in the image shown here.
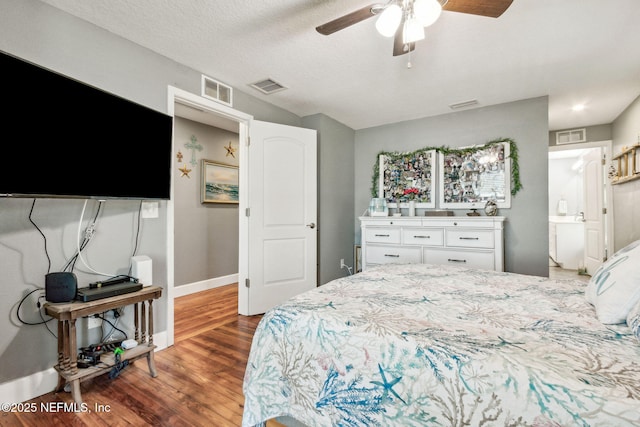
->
[384,254,400,258]
[413,235,430,239]
[375,234,390,237]
[448,258,467,263]
[459,237,479,240]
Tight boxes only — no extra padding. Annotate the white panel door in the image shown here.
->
[583,147,605,274]
[239,120,317,315]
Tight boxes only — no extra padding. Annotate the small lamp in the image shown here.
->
[413,0,442,27]
[375,4,402,37]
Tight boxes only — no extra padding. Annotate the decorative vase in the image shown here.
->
[484,199,498,216]
[408,200,416,216]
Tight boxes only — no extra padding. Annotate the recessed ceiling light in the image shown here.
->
[572,103,585,112]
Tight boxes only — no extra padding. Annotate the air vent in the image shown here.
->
[449,99,479,110]
[201,75,233,107]
[250,78,287,95]
[556,128,586,145]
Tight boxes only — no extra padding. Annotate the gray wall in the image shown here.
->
[0,0,305,389]
[354,97,550,276]
[302,114,356,285]
[612,94,640,250]
[0,198,167,379]
[173,117,240,285]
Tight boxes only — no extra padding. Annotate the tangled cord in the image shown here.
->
[108,347,129,379]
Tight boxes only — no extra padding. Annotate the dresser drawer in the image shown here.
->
[402,228,444,246]
[425,249,494,270]
[360,215,505,272]
[366,245,422,265]
[361,219,422,227]
[365,228,401,244]
[445,229,494,249]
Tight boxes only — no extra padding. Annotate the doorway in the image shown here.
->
[165,87,251,347]
[548,140,613,276]
[172,115,240,294]
[164,87,318,344]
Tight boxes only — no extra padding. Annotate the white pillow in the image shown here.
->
[586,239,640,324]
[628,299,640,343]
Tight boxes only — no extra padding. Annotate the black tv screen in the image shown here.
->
[0,51,173,200]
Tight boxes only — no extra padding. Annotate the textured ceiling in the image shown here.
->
[38,0,640,131]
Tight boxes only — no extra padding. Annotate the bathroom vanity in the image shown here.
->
[549,216,585,270]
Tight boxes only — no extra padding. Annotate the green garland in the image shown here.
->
[371,137,522,198]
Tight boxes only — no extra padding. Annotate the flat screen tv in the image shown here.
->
[0,51,173,200]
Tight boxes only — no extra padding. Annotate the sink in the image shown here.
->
[549,217,585,270]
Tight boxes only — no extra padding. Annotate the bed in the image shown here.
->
[242,261,640,426]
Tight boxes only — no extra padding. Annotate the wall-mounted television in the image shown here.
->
[0,51,173,200]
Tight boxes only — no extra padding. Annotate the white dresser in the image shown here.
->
[359,216,505,271]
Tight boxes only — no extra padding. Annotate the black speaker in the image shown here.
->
[45,272,78,303]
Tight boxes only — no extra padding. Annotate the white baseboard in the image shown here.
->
[0,368,59,404]
[154,331,168,351]
[173,273,238,298]
[1,331,168,404]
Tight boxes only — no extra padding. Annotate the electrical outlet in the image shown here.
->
[141,201,159,218]
[340,259,346,269]
[87,316,101,329]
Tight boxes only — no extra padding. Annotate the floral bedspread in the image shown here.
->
[242,263,640,427]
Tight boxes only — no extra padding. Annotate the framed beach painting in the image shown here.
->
[201,159,239,204]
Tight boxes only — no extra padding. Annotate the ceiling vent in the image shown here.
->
[250,78,287,95]
[201,75,233,107]
[449,99,479,110]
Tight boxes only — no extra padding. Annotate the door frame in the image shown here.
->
[166,86,252,346]
[548,139,614,270]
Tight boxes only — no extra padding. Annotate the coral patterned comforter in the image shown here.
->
[242,263,640,426]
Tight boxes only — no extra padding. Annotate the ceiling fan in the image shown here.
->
[316,0,513,57]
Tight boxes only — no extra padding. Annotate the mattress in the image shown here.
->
[242,263,640,426]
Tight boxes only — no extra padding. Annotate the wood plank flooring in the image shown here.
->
[2,284,270,427]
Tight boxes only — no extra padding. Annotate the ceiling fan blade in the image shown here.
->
[316,4,379,35]
[442,0,513,18]
[392,16,415,56]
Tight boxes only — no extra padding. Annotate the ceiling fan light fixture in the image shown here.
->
[403,17,425,44]
[413,0,442,27]
[375,4,402,37]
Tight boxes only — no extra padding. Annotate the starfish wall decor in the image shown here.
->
[225,141,236,158]
[178,164,192,178]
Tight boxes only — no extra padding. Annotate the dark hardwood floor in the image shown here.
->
[2,284,269,427]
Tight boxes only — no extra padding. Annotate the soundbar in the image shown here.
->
[89,275,138,289]
[76,282,143,302]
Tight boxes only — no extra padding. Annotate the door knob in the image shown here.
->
[306,223,316,229]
